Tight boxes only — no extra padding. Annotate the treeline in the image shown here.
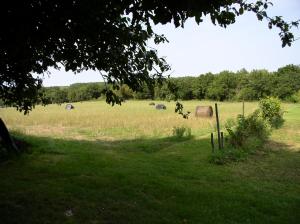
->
[43,83,104,104]
[42,64,300,104]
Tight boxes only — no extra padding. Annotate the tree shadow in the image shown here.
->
[266,140,300,152]
[11,132,197,154]
[0,133,299,224]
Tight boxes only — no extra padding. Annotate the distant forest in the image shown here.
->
[42,64,300,104]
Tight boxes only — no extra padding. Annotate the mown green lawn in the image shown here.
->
[0,101,299,223]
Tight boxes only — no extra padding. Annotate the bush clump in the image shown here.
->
[225,110,271,151]
[259,97,284,129]
[211,98,285,164]
[286,90,300,103]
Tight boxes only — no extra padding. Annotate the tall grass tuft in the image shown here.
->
[172,126,192,138]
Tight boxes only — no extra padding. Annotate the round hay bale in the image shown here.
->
[65,104,74,110]
[149,102,155,106]
[155,104,166,110]
[195,106,213,117]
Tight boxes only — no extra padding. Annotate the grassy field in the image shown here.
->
[0,100,299,224]
[2,100,259,140]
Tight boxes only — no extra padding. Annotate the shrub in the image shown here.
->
[259,97,284,128]
[224,118,236,130]
[287,90,300,103]
[213,98,284,165]
[172,126,192,138]
[225,110,271,150]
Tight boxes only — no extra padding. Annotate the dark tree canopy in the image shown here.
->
[0,0,299,113]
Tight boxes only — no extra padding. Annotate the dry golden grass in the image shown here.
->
[1,100,261,141]
[1,100,295,142]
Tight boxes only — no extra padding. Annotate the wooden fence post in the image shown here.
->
[221,132,224,149]
[215,103,221,150]
[211,133,215,152]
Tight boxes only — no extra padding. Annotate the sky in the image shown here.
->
[42,0,300,87]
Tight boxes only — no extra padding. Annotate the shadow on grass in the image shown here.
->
[265,140,300,152]
[0,133,299,224]
[11,132,199,155]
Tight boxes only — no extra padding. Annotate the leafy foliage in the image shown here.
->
[211,110,271,164]
[0,1,298,113]
[289,90,300,103]
[259,97,284,128]
[225,110,271,150]
[213,97,285,164]
[206,71,238,101]
[40,64,300,104]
